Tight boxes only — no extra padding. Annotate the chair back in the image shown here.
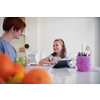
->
[35,48,42,64]
[41,49,47,59]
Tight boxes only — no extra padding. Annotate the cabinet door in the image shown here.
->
[25,17,38,53]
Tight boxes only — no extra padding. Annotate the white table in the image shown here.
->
[26,65,100,84]
[50,67,100,84]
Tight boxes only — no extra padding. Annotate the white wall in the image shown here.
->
[0,17,3,36]
[38,17,100,67]
[94,18,100,66]
[0,17,100,66]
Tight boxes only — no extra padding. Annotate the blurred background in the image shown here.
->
[0,17,100,67]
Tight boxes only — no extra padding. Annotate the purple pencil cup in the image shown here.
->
[76,56,90,72]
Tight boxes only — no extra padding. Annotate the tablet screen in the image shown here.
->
[53,60,71,68]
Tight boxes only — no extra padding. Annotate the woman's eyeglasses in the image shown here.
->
[20,29,24,33]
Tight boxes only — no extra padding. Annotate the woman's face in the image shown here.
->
[13,29,23,39]
[53,41,63,53]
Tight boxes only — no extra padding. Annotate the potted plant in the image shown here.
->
[24,44,30,53]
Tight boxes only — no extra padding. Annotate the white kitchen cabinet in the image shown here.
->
[25,17,38,53]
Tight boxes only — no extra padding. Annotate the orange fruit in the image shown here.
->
[0,76,6,84]
[0,53,14,80]
[14,73,25,80]
[21,68,53,84]
[13,63,26,76]
[6,73,25,84]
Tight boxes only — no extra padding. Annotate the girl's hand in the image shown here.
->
[50,61,58,65]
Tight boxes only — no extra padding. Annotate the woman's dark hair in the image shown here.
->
[51,39,67,58]
[3,17,26,32]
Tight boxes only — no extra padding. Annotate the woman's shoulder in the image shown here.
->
[0,38,3,42]
[0,38,9,44]
[0,38,5,46]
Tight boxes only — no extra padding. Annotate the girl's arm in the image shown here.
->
[39,57,57,65]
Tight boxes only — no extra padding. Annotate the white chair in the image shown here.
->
[41,49,47,59]
[35,48,42,64]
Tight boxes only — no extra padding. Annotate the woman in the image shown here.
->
[0,17,26,62]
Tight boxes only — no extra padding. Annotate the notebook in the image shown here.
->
[53,60,71,68]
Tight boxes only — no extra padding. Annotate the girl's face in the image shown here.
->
[53,41,63,53]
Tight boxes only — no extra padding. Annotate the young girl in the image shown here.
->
[39,39,69,65]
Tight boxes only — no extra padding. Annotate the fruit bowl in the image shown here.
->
[15,57,27,67]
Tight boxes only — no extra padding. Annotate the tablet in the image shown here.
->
[53,60,71,68]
